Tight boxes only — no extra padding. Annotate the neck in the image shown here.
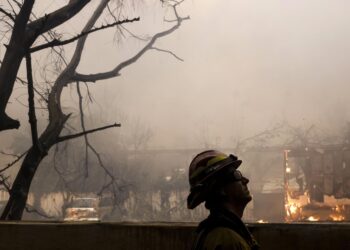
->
[222,202,246,218]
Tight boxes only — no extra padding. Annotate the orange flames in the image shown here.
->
[283,149,348,222]
[306,216,319,222]
[285,194,348,222]
[329,214,345,221]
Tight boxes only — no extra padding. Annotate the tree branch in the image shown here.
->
[56,123,121,143]
[150,46,183,61]
[0,173,11,192]
[0,7,15,22]
[45,0,110,128]
[0,150,28,174]
[26,0,91,37]
[0,1,91,132]
[30,17,140,53]
[0,0,34,131]
[25,53,40,148]
[24,205,55,219]
[76,81,122,196]
[94,144,115,196]
[0,17,13,29]
[0,150,19,158]
[76,81,89,177]
[72,2,190,83]
[5,0,18,18]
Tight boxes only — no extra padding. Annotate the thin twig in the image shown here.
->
[0,7,15,22]
[76,81,89,177]
[5,0,17,18]
[0,173,11,192]
[72,2,190,82]
[56,123,121,143]
[0,150,20,158]
[26,53,40,148]
[150,47,184,61]
[0,150,28,174]
[30,17,140,53]
[24,205,55,219]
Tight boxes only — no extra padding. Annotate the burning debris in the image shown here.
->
[284,147,350,222]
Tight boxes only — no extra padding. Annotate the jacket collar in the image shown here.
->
[197,207,259,249]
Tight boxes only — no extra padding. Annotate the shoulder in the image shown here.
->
[203,227,250,250]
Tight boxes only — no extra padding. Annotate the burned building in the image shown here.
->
[284,145,350,222]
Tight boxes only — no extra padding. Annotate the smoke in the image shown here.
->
[79,0,350,149]
[2,0,350,221]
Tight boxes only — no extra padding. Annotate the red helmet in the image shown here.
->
[187,150,242,209]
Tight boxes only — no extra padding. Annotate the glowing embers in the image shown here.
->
[306,216,319,222]
[329,214,345,221]
[284,194,349,222]
[329,204,348,221]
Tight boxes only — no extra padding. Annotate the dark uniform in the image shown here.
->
[192,208,259,250]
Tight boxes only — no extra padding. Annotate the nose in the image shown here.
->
[242,176,249,184]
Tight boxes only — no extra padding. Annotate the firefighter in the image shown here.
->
[187,150,259,250]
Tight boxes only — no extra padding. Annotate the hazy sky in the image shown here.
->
[95,0,350,148]
[3,0,350,151]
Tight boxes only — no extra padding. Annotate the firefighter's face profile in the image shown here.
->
[224,172,252,205]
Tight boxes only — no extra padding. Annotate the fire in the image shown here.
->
[333,205,345,213]
[329,214,345,221]
[285,193,303,221]
[288,203,299,215]
[307,216,319,221]
[282,147,349,223]
[257,219,268,223]
[285,201,303,221]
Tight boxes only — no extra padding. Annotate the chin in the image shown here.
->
[243,194,253,204]
[247,194,253,201]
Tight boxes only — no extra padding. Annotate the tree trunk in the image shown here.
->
[0,0,104,218]
[0,0,34,131]
[0,113,67,220]
[0,0,186,220]
[0,146,45,220]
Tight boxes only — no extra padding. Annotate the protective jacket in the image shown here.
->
[192,208,259,250]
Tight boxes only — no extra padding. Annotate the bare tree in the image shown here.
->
[0,0,92,131]
[0,0,188,220]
